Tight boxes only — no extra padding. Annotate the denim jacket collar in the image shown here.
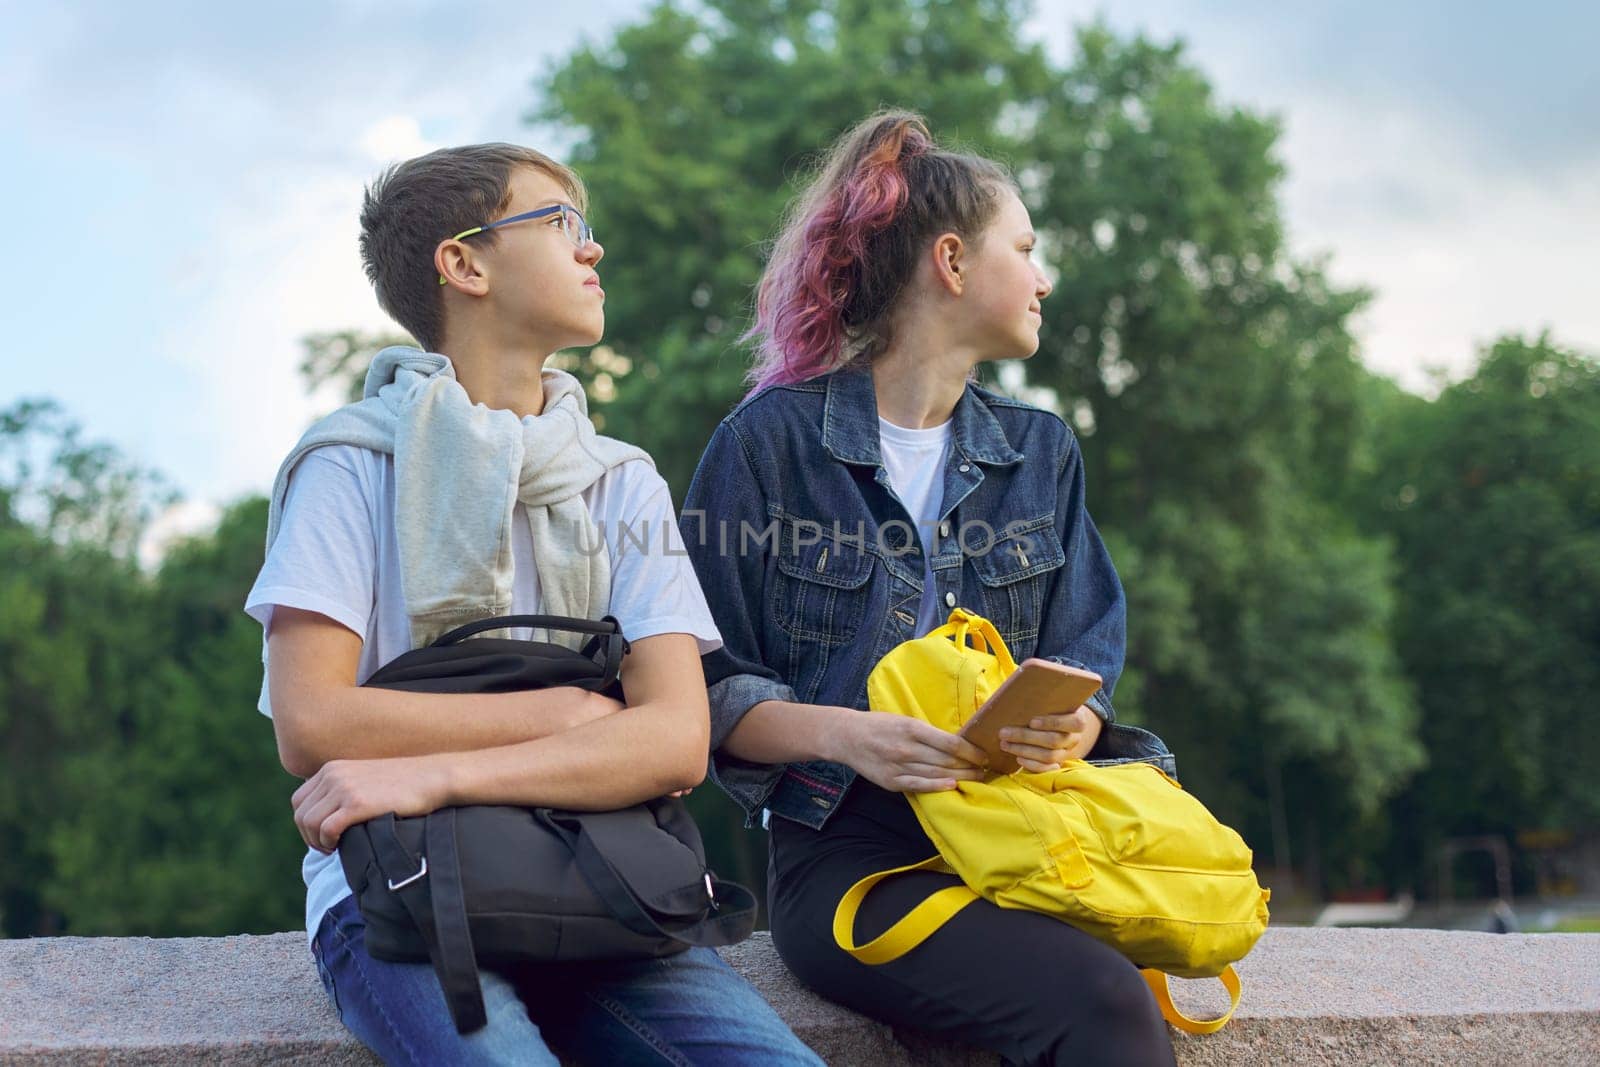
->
[821,366,1025,468]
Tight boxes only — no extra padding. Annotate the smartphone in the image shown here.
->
[958,658,1103,774]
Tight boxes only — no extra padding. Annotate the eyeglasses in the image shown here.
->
[438,204,595,284]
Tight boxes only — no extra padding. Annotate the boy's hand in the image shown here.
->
[999,704,1103,772]
[291,756,452,854]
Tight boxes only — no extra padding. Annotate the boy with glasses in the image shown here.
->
[245,143,819,1066]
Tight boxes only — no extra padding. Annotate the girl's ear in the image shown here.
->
[932,233,966,296]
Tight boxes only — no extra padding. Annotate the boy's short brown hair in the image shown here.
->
[359,143,588,351]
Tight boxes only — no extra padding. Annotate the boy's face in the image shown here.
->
[475,166,605,353]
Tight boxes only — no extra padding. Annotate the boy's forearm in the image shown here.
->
[275,685,587,776]
[437,699,709,810]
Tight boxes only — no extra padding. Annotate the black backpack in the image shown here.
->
[336,614,757,1033]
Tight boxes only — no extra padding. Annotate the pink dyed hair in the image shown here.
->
[743,110,1013,397]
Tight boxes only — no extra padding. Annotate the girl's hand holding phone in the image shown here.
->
[959,658,1104,773]
[998,704,1103,772]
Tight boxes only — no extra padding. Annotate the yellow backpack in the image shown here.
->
[834,609,1271,1034]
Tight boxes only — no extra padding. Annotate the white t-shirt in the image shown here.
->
[244,444,722,943]
[877,416,953,636]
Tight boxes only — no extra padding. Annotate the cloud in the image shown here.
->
[1,2,636,506]
[1029,0,1600,392]
[359,115,439,163]
[155,162,397,503]
[1269,89,1600,390]
[4,0,1595,513]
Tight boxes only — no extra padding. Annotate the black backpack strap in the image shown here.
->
[424,809,486,1033]
[587,616,629,688]
[368,812,487,1034]
[431,614,624,647]
[430,614,631,693]
[543,811,758,948]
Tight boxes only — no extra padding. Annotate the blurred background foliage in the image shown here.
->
[3,0,1595,936]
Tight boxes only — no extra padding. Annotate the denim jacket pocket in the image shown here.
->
[968,515,1065,646]
[773,525,875,645]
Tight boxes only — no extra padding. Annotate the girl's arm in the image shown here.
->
[722,697,989,794]
[682,420,987,798]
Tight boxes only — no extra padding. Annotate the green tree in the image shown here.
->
[0,400,166,936]
[1367,335,1600,893]
[0,398,174,557]
[538,0,1420,892]
[43,498,306,935]
[541,0,1053,493]
[1010,24,1423,889]
[0,400,299,936]
[299,329,414,405]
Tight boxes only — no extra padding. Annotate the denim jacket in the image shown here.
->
[680,366,1174,830]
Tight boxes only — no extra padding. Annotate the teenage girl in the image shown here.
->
[680,111,1178,1065]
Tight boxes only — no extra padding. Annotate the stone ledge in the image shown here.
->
[1,928,1596,1065]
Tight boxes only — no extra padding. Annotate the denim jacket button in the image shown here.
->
[944,592,957,608]
[939,521,951,537]
[958,463,972,473]
[810,795,834,809]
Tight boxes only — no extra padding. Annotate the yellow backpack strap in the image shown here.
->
[956,653,980,725]
[1139,965,1243,1035]
[966,613,1018,675]
[833,856,979,965]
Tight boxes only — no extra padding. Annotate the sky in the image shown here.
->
[2,0,1595,558]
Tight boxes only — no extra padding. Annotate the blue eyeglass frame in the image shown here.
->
[437,204,594,285]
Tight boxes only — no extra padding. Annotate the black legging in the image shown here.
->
[768,781,1177,1067]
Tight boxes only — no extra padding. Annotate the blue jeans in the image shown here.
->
[312,894,822,1066]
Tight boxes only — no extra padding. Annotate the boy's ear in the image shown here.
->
[436,239,490,296]
[931,233,965,296]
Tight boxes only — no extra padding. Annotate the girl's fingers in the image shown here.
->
[1000,726,1076,748]
[904,761,986,780]
[915,724,990,767]
[1000,739,1073,764]
[913,746,989,771]
[1028,713,1084,732]
[897,775,962,793]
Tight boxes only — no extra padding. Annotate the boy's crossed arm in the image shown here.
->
[269,606,712,855]
[268,606,622,778]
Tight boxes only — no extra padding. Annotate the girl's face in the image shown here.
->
[957,189,1053,362]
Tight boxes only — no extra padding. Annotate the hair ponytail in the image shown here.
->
[744,109,1013,395]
